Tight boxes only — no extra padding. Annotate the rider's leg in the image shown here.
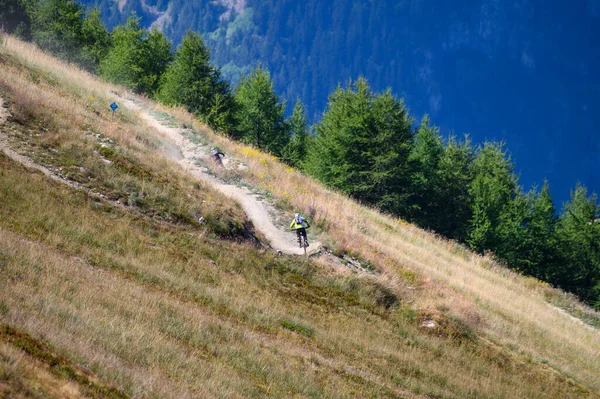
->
[300,228,308,246]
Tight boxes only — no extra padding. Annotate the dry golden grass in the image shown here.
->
[1,35,599,398]
[0,343,85,399]
[160,64,600,393]
[0,157,592,398]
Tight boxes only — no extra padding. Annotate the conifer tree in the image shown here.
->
[466,142,518,253]
[100,16,171,94]
[281,99,309,167]
[234,66,288,155]
[30,0,85,62]
[557,184,600,307]
[159,30,233,130]
[80,7,111,71]
[494,188,531,267]
[100,16,147,91]
[518,183,561,280]
[407,115,444,229]
[140,27,172,95]
[306,78,413,215]
[436,135,475,240]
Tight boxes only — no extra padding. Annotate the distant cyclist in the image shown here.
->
[210,147,224,164]
[290,212,310,248]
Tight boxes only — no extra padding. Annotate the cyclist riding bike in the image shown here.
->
[210,147,225,165]
[290,212,310,248]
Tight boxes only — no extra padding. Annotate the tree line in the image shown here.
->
[2,0,599,309]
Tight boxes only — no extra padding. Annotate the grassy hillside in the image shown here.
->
[1,35,599,398]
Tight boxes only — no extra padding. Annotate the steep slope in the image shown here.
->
[120,95,321,255]
[1,36,600,398]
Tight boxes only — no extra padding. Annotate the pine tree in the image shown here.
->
[437,135,475,240]
[305,78,413,215]
[158,30,233,131]
[557,184,600,307]
[519,183,561,281]
[466,142,518,253]
[100,16,172,94]
[100,16,147,92]
[280,99,309,167]
[234,66,288,155]
[368,87,413,214]
[140,27,172,95]
[30,0,85,62]
[495,188,531,268]
[80,7,111,71]
[407,115,444,229]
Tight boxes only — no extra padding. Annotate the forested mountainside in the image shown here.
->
[75,0,600,206]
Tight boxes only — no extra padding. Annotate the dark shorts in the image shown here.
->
[295,228,307,238]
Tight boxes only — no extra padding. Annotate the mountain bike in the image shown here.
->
[296,230,309,255]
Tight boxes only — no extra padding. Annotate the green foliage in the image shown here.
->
[306,78,413,215]
[26,0,110,71]
[497,183,561,280]
[407,115,444,229]
[466,142,518,253]
[80,7,111,71]
[234,66,289,155]
[100,16,172,94]
[556,185,600,307]
[0,0,31,39]
[205,90,236,133]
[139,27,172,94]
[280,99,310,167]
[30,0,85,60]
[436,135,475,240]
[280,319,315,338]
[158,30,234,131]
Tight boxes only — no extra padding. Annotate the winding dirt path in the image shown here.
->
[124,98,321,256]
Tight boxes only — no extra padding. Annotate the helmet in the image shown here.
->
[295,212,300,218]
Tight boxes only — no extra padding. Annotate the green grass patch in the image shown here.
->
[280,320,315,338]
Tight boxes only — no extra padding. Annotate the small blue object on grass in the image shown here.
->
[110,102,118,119]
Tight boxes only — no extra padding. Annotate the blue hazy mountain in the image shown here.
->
[78,0,600,205]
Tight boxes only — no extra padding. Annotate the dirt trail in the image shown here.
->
[0,97,9,125]
[123,97,320,256]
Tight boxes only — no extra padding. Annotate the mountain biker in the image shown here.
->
[210,147,224,164]
[290,212,310,247]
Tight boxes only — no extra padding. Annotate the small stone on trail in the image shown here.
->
[420,319,436,329]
